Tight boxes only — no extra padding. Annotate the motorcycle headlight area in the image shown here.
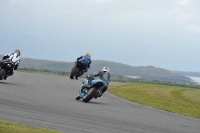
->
[7,64,11,67]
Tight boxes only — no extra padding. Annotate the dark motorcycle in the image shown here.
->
[0,59,15,80]
[76,76,107,102]
[70,59,86,79]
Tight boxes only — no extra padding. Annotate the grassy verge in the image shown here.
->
[0,120,61,133]
[108,83,200,119]
[111,76,200,89]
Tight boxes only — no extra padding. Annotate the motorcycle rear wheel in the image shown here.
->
[83,87,97,102]
[70,67,79,79]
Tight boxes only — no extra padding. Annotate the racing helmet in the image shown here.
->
[102,67,109,72]
[15,50,21,56]
[86,52,91,57]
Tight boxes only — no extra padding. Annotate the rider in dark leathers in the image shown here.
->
[76,52,92,73]
[86,67,110,97]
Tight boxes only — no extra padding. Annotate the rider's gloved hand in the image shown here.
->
[88,76,94,83]
[14,65,18,70]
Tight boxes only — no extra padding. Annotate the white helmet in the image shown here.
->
[15,50,21,56]
[102,67,109,72]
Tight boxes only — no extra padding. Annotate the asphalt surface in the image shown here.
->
[0,72,200,133]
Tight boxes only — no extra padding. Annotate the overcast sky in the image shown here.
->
[1,0,200,72]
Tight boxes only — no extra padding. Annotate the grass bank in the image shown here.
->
[0,120,61,133]
[108,83,200,119]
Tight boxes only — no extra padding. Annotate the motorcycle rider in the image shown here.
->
[84,67,110,97]
[76,52,92,74]
[0,50,21,80]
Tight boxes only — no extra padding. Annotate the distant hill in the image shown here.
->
[0,54,194,83]
[87,60,192,83]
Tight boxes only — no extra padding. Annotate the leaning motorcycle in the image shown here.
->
[0,59,15,80]
[70,60,86,79]
[76,76,107,102]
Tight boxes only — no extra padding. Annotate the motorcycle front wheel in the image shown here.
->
[0,69,6,80]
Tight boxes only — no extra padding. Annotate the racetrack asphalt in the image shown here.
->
[0,72,200,133]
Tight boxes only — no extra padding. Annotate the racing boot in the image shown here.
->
[79,70,84,77]
[3,75,7,80]
[98,91,103,97]
[98,87,107,97]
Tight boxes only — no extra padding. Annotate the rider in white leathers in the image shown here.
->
[0,50,21,80]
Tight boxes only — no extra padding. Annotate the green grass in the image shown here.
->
[111,76,200,89]
[0,121,62,133]
[108,83,200,119]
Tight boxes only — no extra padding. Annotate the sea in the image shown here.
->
[125,75,200,85]
[188,76,200,85]
[125,75,140,79]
